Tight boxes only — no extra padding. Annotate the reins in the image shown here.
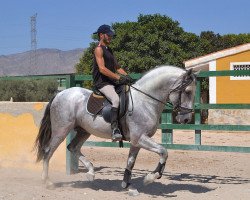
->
[127,75,195,115]
[130,85,173,107]
[127,84,173,116]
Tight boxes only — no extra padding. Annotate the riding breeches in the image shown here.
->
[99,85,119,108]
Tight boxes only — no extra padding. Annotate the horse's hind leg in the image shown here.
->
[137,134,168,185]
[67,127,95,181]
[42,127,73,189]
[122,145,140,189]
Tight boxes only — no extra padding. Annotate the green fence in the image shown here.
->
[65,70,250,174]
[1,71,249,174]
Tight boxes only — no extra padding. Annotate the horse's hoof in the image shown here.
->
[127,186,139,196]
[45,180,55,190]
[143,172,160,185]
[121,181,129,189]
[86,172,95,181]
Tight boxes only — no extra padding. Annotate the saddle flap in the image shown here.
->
[86,85,129,120]
[86,93,105,116]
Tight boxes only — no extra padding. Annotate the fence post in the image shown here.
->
[161,107,173,144]
[194,78,201,145]
[65,75,78,175]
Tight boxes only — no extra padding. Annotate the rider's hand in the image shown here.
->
[125,75,133,83]
[118,75,131,85]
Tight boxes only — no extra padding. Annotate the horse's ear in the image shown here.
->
[194,69,201,76]
[190,70,200,80]
[187,68,193,76]
[181,69,193,80]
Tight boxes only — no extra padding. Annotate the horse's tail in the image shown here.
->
[34,96,55,162]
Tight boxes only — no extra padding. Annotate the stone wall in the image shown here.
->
[208,109,250,125]
[0,102,66,171]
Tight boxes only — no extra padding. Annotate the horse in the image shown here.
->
[34,65,197,191]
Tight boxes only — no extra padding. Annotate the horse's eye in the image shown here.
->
[185,91,192,96]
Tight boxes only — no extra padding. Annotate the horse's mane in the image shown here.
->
[134,65,185,86]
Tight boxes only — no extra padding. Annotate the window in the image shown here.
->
[230,62,250,80]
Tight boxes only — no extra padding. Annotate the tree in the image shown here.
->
[198,31,222,54]
[75,14,250,76]
[0,79,58,102]
[220,33,250,49]
[198,31,250,55]
[75,14,201,75]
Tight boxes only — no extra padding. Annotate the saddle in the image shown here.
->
[86,85,129,124]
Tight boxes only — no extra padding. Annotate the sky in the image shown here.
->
[0,0,249,56]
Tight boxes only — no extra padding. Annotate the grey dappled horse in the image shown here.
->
[34,65,197,190]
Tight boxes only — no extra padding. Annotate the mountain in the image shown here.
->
[0,48,84,76]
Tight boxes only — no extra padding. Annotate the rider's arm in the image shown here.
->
[94,47,120,80]
[113,57,127,76]
[117,68,127,76]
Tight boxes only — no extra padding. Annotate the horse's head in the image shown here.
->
[169,69,197,124]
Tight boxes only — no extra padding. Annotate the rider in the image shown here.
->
[93,24,132,141]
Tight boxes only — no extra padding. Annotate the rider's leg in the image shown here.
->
[110,107,122,140]
[99,85,122,141]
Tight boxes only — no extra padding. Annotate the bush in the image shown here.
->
[0,79,58,102]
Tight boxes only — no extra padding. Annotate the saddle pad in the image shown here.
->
[87,93,105,115]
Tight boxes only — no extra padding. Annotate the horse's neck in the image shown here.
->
[135,67,181,102]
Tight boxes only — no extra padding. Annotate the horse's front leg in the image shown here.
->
[137,134,168,185]
[122,145,140,189]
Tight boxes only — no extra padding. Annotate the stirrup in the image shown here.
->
[112,128,122,141]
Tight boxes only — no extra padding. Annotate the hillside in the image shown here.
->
[0,48,84,76]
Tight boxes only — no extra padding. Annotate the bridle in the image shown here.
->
[128,73,196,115]
[168,74,196,115]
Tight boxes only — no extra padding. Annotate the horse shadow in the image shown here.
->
[55,178,212,198]
[54,166,250,197]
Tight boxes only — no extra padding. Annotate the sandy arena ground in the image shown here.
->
[0,130,250,200]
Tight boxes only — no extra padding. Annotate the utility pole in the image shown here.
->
[30,13,37,72]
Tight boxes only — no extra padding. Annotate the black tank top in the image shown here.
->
[93,45,119,89]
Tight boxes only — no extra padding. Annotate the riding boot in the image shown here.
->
[110,107,122,141]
